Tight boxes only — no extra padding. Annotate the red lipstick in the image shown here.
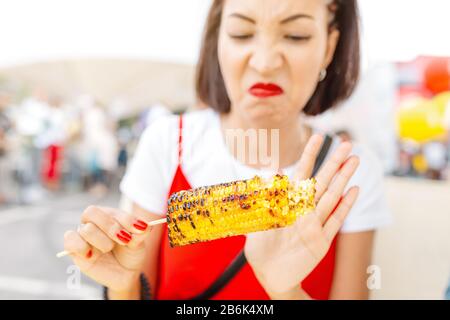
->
[249,83,284,98]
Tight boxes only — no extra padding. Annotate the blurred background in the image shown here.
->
[0,0,449,299]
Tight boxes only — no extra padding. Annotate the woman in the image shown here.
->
[63,0,391,300]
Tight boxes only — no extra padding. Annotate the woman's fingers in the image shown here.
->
[64,230,92,259]
[293,134,324,181]
[323,186,360,243]
[97,206,152,249]
[314,141,353,201]
[97,206,150,235]
[80,206,149,249]
[78,222,115,253]
[315,156,360,224]
[81,206,132,245]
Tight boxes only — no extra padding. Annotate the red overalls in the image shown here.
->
[155,115,337,300]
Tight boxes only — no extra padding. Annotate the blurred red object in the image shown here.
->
[397,85,433,104]
[41,144,63,190]
[424,58,450,95]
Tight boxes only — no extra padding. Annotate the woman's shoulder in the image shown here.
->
[182,108,219,135]
[136,108,219,169]
[141,108,217,137]
[136,108,209,149]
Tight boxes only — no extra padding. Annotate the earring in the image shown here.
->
[319,69,327,81]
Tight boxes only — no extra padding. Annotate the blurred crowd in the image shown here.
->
[1,54,450,208]
[0,89,170,207]
[394,139,450,180]
[393,57,450,180]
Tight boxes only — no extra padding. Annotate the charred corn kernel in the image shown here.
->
[166,174,316,247]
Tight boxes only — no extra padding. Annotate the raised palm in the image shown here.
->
[245,134,360,295]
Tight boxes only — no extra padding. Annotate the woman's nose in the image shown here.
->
[248,43,283,76]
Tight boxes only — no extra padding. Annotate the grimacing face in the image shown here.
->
[218,0,340,126]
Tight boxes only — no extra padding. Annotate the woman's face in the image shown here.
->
[218,0,339,126]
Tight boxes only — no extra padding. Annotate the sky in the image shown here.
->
[0,0,449,68]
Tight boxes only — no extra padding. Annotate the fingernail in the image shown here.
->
[133,220,148,231]
[117,233,131,243]
[117,230,132,243]
[86,249,93,259]
[120,230,132,239]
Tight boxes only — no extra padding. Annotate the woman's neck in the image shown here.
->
[219,110,311,171]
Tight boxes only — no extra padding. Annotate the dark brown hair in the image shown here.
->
[195,0,360,116]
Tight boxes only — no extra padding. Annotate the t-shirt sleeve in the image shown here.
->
[340,144,393,233]
[119,116,177,215]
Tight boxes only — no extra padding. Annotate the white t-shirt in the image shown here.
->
[120,108,392,233]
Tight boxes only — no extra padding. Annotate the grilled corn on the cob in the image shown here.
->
[166,174,316,247]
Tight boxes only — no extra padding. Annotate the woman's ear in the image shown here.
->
[322,28,340,69]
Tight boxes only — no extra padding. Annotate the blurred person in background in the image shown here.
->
[37,96,67,191]
[396,141,418,177]
[423,140,447,180]
[11,88,52,202]
[0,92,13,205]
[80,96,119,197]
[0,128,8,205]
[117,127,132,175]
[63,0,391,300]
[63,103,84,192]
[396,146,413,177]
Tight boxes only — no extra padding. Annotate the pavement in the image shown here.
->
[0,191,120,300]
[371,177,450,300]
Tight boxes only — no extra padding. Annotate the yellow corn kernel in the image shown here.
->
[166,174,316,247]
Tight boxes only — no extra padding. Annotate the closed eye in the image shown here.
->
[284,35,312,41]
[229,34,253,40]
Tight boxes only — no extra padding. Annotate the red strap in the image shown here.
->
[178,115,183,165]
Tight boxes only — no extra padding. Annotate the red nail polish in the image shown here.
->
[133,220,148,231]
[119,230,132,240]
[86,249,93,259]
[117,232,131,243]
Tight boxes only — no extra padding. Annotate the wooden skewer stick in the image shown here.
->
[56,218,167,258]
